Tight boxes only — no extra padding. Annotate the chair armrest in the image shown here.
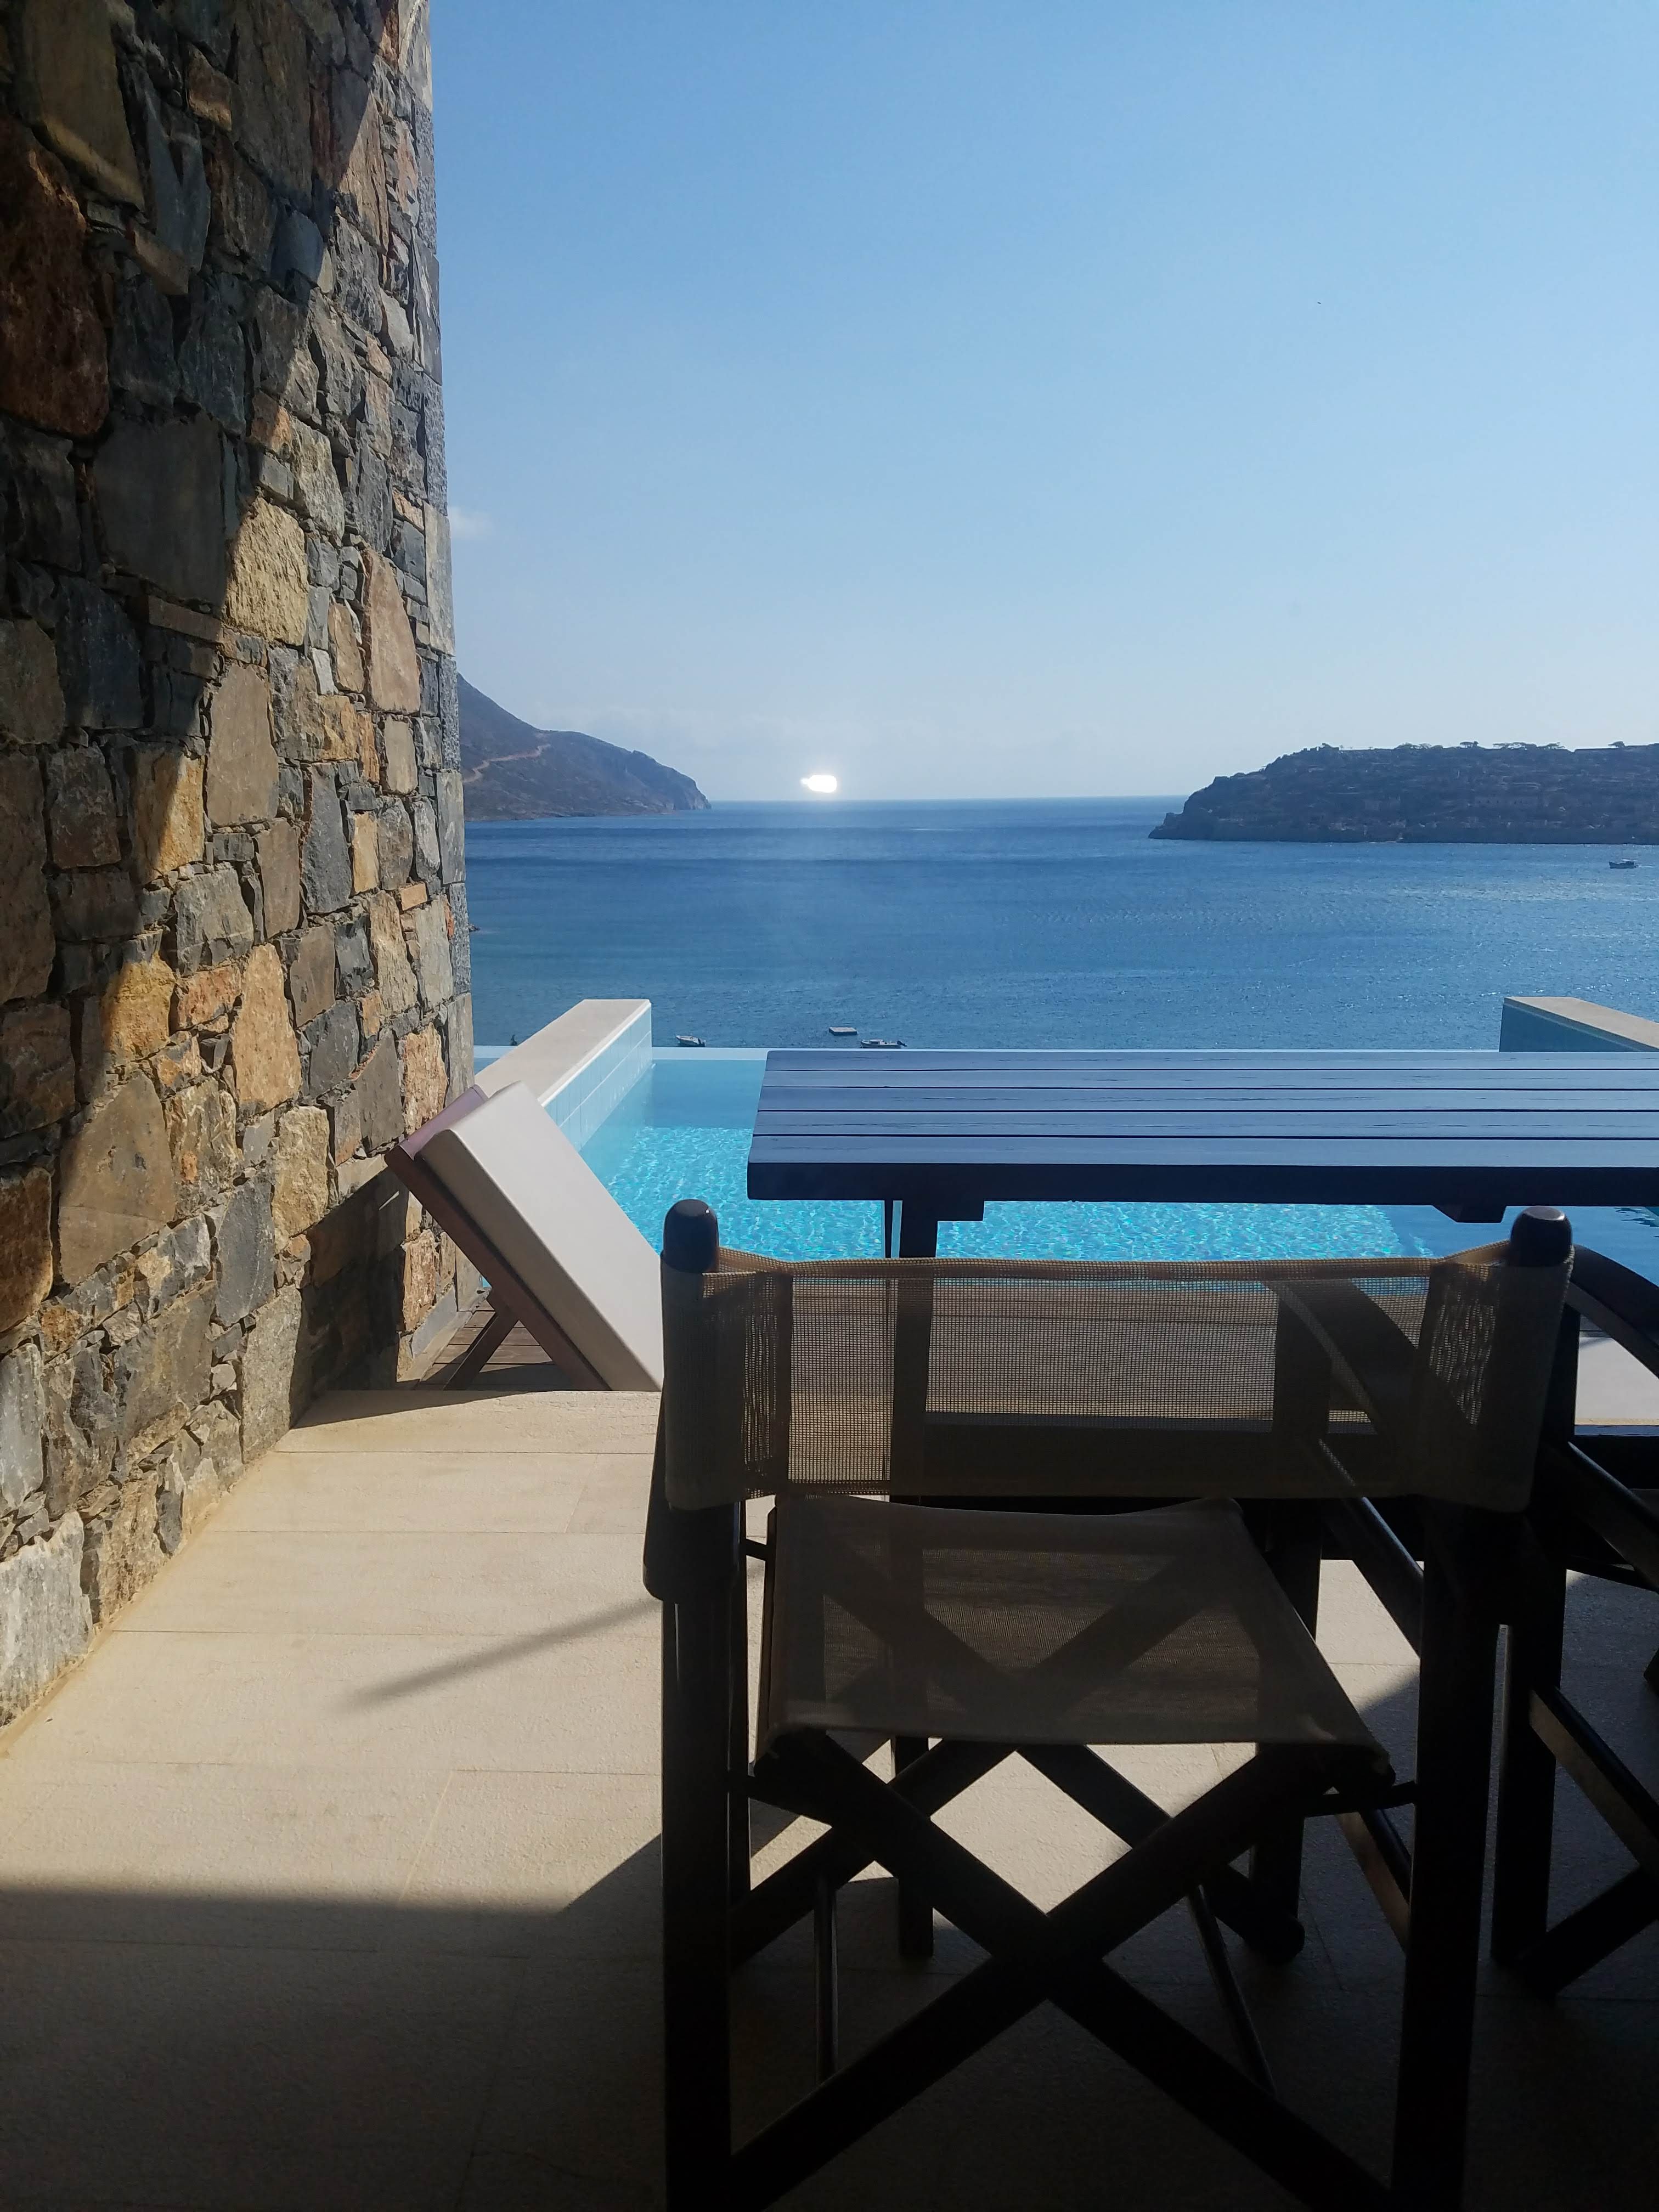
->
[1272,1278,1416,1446]
[643,1418,741,1601]
[1567,1247,1659,1384]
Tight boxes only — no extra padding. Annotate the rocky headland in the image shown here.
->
[1151,744,1659,843]
[460,676,709,819]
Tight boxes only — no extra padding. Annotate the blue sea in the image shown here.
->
[464,798,1659,1268]
[464,798,1659,1053]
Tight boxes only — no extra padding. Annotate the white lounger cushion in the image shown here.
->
[419,1081,663,1390]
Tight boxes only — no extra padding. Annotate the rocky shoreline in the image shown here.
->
[1152,743,1659,843]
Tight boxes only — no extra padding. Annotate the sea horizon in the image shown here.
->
[463,795,1659,1056]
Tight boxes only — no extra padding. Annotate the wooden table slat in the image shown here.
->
[747,1049,1659,1211]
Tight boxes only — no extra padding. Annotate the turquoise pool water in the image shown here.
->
[574,1051,1659,1270]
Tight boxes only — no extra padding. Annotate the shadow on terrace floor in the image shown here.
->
[0,1375,1653,2209]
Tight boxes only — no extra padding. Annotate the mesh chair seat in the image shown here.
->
[760,1491,1384,1756]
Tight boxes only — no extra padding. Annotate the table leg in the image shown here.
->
[896,1204,940,1259]
[1392,1534,1500,2210]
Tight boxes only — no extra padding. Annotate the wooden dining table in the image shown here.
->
[745,1043,1658,2207]
[747,1046,1659,1250]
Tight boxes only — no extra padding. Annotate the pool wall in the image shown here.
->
[474,999,655,1150]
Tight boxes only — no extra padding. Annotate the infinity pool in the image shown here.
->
[569,1050,1659,1271]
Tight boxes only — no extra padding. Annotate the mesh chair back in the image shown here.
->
[661,1238,1570,1514]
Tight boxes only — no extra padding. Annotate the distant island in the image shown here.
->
[460,676,710,819]
[1151,743,1659,844]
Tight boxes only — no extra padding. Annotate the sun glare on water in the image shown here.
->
[801,772,839,795]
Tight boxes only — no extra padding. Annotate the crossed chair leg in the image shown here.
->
[665,1691,1402,2212]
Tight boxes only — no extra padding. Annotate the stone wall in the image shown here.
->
[0,0,473,1724]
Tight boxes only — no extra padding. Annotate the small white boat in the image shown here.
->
[828,1026,857,1036]
[675,1035,706,1047]
[861,1038,905,1049]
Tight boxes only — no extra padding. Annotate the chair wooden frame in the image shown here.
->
[647,1202,1574,2211]
[1492,1246,1659,1993]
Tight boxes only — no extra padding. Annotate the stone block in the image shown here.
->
[301,775,354,913]
[333,219,382,343]
[351,810,379,893]
[132,750,205,879]
[110,270,179,408]
[46,747,121,867]
[134,1213,211,1316]
[81,1479,165,1624]
[287,923,337,1029]
[173,864,254,972]
[434,770,465,883]
[0,1002,73,1137]
[329,603,365,693]
[445,995,474,1097]
[180,279,247,433]
[329,1087,362,1165]
[233,0,312,196]
[100,956,176,1061]
[187,49,235,129]
[272,1105,330,1242]
[56,580,143,733]
[256,820,302,935]
[0,1515,91,1725]
[58,1074,179,1285]
[303,1001,357,1096]
[225,498,308,646]
[376,799,413,888]
[0,756,54,1005]
[380,716,416,796]
[270,205,324,292]
[354,1037,402,1152]
[205,663,279,825]
[230,943,301,1111]
[0,121,109,438]
[365,890,419,1016]
[401,1025,445,1134]
[0,419,80,568]
[156,1432,225,1554]
[291,418,346,535]
[329,72,386,239]
[0,619,64,745]
[165,1079,236,1200]
[136,78,207,265]
[41,1339,115,1514]
[0,1164,54,1330]
[154,1034,203,1097]
[112,1283,212,1455]
[173,957,241,1030]
[335,913,373,996]
[409,895,453,1008]
[95,414,225,605]
[363,548,421,709]
[20,0,142,201]
[50,865,140,944]
[204,131,274,267]
[412,795,441,883]
[239,1283,304,1459]
[214,1177,275,1325]
[0,1344,44,1513]
[319,692,373,768]
[400,1230,439,1330]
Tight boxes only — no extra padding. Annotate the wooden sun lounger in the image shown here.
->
[387,1081,663,1391]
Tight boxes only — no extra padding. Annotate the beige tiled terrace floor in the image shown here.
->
[0,1378,1655,2210]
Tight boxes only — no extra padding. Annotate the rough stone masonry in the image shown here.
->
[0,0,475,1724]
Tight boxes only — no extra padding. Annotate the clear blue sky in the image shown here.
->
[431,3,1658,801]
